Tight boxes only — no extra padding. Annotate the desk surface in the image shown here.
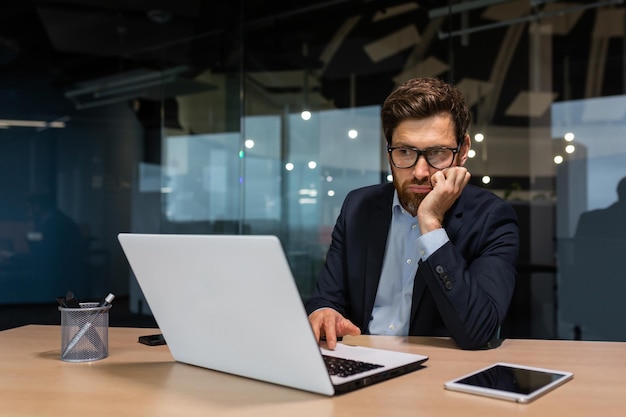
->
[2,325,625,416]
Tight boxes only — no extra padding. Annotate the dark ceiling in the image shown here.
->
[0,0,624,126]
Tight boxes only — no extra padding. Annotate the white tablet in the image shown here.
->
[444,362,573,403]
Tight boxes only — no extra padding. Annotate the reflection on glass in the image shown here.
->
[553,95,626,341]
[161,107,382,298]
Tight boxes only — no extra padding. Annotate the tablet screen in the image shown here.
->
[444,362,573,403]
[455,364,565,394]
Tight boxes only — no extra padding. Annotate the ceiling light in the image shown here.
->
[147,10,172,24]
[437,0,624,39]
[0,119,67,128]
[65,66,215,110]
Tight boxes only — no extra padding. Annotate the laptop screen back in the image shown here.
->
[118,233,336,395]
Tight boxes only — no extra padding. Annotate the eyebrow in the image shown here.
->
[390,144,457,150]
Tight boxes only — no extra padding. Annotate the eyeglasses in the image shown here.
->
[387,144,461,170]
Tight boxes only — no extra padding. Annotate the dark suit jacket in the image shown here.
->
[305,182,519,350]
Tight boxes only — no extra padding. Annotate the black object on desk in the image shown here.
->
[138,334,167,346]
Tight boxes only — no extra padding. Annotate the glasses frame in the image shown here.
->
[387,143,462,170]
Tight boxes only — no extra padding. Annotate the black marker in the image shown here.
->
[56,297,69,308]
[65,291,81,308]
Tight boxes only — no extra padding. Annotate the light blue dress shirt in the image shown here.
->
[368,191,449,336]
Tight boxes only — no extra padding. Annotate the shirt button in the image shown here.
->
[389,324,395,330]
[411,224,417,229]
[406,258,412,264]
[420,249,426,257]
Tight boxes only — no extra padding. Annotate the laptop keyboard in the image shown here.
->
[323,355,384,378]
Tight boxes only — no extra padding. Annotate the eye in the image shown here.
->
[428,148,447,157]
[428,148,452,159]
[397,148,413,156]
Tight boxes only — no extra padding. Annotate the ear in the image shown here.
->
[458,134,471,166]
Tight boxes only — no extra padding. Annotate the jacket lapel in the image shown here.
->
[362,184,394,328]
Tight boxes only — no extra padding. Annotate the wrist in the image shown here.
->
[419,216,443,234]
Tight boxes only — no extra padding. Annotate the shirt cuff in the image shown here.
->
[417,228,449,261]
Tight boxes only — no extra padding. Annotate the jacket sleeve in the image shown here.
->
[419,199,519,350]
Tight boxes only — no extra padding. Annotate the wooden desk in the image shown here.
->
[2,325,625,416]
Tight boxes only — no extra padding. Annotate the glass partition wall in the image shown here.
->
[1,1,625,341]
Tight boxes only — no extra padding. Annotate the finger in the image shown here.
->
[340,319,361,337]
[452,169,470,190]
[430,170,445,186]
[308,312,323,342]
[311,320,321,342]
[463,170,471,185]
[322,315,339,350]
[442,166,461,179]
[443,167,468,189]
[350,322,362,336]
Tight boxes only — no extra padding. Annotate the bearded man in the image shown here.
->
[306,77,519,350]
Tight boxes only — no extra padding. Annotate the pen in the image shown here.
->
[62,293,115,358]
[98,293,116,308]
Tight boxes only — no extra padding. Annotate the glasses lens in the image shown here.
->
[426,148,454,169]
[390,147,455,169]
[391,148,417,168]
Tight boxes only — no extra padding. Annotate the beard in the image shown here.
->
[393,176,430,217]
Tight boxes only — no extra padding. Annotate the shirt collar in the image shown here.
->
[392,190,413,217]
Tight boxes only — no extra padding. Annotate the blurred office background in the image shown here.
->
[1,0,625,341]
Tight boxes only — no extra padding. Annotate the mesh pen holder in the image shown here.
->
[59,302,111,362]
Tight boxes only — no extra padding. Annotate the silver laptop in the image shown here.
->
[118,233,428,395]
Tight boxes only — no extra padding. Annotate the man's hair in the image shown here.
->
[381,77,471,146]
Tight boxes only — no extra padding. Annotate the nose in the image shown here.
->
[411,154,431,179]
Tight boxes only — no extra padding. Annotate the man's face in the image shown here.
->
[388,113,469,216]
